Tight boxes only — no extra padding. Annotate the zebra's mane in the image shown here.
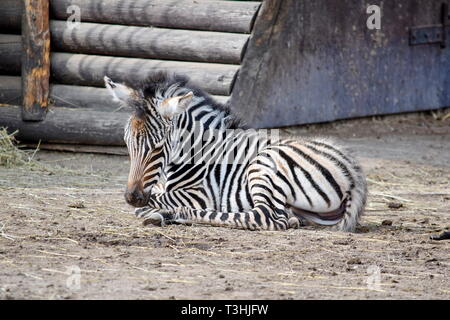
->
[128,72,244,129]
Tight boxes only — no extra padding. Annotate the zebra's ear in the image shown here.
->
[104,76,134,103]
[157,91,193,119]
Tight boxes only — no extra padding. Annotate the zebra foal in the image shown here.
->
[105,73,367,232]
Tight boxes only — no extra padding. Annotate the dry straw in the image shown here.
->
[0,127,77,174]
[0,127,39,167]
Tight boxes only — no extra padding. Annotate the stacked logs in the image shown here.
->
[0,0,261,145]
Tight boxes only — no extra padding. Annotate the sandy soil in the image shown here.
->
[0,111,449,300]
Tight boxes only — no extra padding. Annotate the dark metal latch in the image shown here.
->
[409,3,450,48]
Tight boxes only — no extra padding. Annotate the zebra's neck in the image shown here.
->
[166,96,249,166]
[173,96,239,135]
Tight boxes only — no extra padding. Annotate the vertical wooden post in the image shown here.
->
[21,0,50,121]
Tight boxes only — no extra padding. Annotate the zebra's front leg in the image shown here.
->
[133,192,178,226]
[140,208,177,227]
[135,189,200,226]
[142,181,296,230]
[134,206,186,226]
[143,204,291,231]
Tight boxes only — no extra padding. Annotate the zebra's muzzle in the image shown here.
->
[125,184,148,207]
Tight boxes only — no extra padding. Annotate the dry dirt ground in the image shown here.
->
[0,111,449,300]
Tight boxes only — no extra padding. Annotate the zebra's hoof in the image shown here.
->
[134,207,155,218]
[143,212,165,227]
[288,217,301,229]
[430,231,450,241]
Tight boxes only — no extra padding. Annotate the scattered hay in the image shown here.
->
[0,222,16,241]
[0,127,38,167]
[0,127,83,175]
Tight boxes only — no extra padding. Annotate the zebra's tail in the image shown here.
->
[334,164,368,232]
[290,164,367,232]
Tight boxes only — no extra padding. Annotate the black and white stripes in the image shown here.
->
[105,73,367,232]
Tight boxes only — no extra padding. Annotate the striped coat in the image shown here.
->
[105,73,367,232]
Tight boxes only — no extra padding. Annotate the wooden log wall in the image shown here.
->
[50,0,260,33]
[0,0,261,145]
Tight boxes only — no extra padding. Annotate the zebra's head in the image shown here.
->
[104,74,194,207]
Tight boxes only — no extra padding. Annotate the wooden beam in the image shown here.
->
[1,23,248,67]
[50,0,261,34]
[50,20,249,64]
[21,0,51,121]
[2,0,261,35]
[0,76,231,111]
[51,53,239,96]
[51,85,230,109]
[0,105,127,145]
[0,76,123,111]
